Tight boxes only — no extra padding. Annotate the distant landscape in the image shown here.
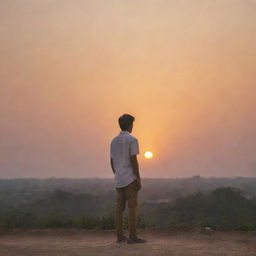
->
[1,177,256,230]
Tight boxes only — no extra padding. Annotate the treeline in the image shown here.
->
[1,177,256,208]
[141,187,256,230]
[0,189,115,229]
[1,187,256,230]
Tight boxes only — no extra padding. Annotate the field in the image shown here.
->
[1,228,256,256]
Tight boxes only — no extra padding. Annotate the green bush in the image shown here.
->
[73,216,100,229]
[99,216,115,229]
[0,210,38,228]
[41,212,73,228]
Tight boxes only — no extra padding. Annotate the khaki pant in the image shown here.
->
[115,180,138,239]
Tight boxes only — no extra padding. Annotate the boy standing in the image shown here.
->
[110,114,146,244]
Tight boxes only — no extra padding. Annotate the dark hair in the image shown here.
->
[118,114,135,131]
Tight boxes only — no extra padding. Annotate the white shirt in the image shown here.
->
[110,131,140,188]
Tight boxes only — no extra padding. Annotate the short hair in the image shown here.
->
[118,114,135,131]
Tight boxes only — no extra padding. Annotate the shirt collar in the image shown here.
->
[119,131,130,135]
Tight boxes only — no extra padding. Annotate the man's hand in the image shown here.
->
[135,179,142,191]
[110,158,115,174]
[130,155,141,191]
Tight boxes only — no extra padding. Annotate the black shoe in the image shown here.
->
[116,236,127,243]
[127,237,147,244]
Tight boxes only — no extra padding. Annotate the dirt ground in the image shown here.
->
[1,228,256,256]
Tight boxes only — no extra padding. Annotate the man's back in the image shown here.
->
[110,131,139,188]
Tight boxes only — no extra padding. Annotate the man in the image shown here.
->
[110,114,146,244]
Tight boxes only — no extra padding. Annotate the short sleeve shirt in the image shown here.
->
[110,131,139,188]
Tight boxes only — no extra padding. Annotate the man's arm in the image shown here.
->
[110,158,115,174]
[130,155,141,190]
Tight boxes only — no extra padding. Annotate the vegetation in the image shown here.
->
[150,187,256,230]
[0,178,256,230]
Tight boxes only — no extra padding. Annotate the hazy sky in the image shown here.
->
[0,0,256,178]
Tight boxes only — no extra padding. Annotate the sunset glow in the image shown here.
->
[0,0,255,178]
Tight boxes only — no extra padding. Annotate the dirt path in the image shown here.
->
[1,228,256,256]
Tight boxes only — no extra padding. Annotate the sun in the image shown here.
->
[144,151,153,159]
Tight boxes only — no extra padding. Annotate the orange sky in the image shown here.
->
[0,0,256,178]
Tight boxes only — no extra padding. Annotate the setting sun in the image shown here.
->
[144,151,153,159]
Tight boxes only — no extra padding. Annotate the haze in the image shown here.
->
[0,0,255,178]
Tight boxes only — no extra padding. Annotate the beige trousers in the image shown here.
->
[115,180,138,239]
